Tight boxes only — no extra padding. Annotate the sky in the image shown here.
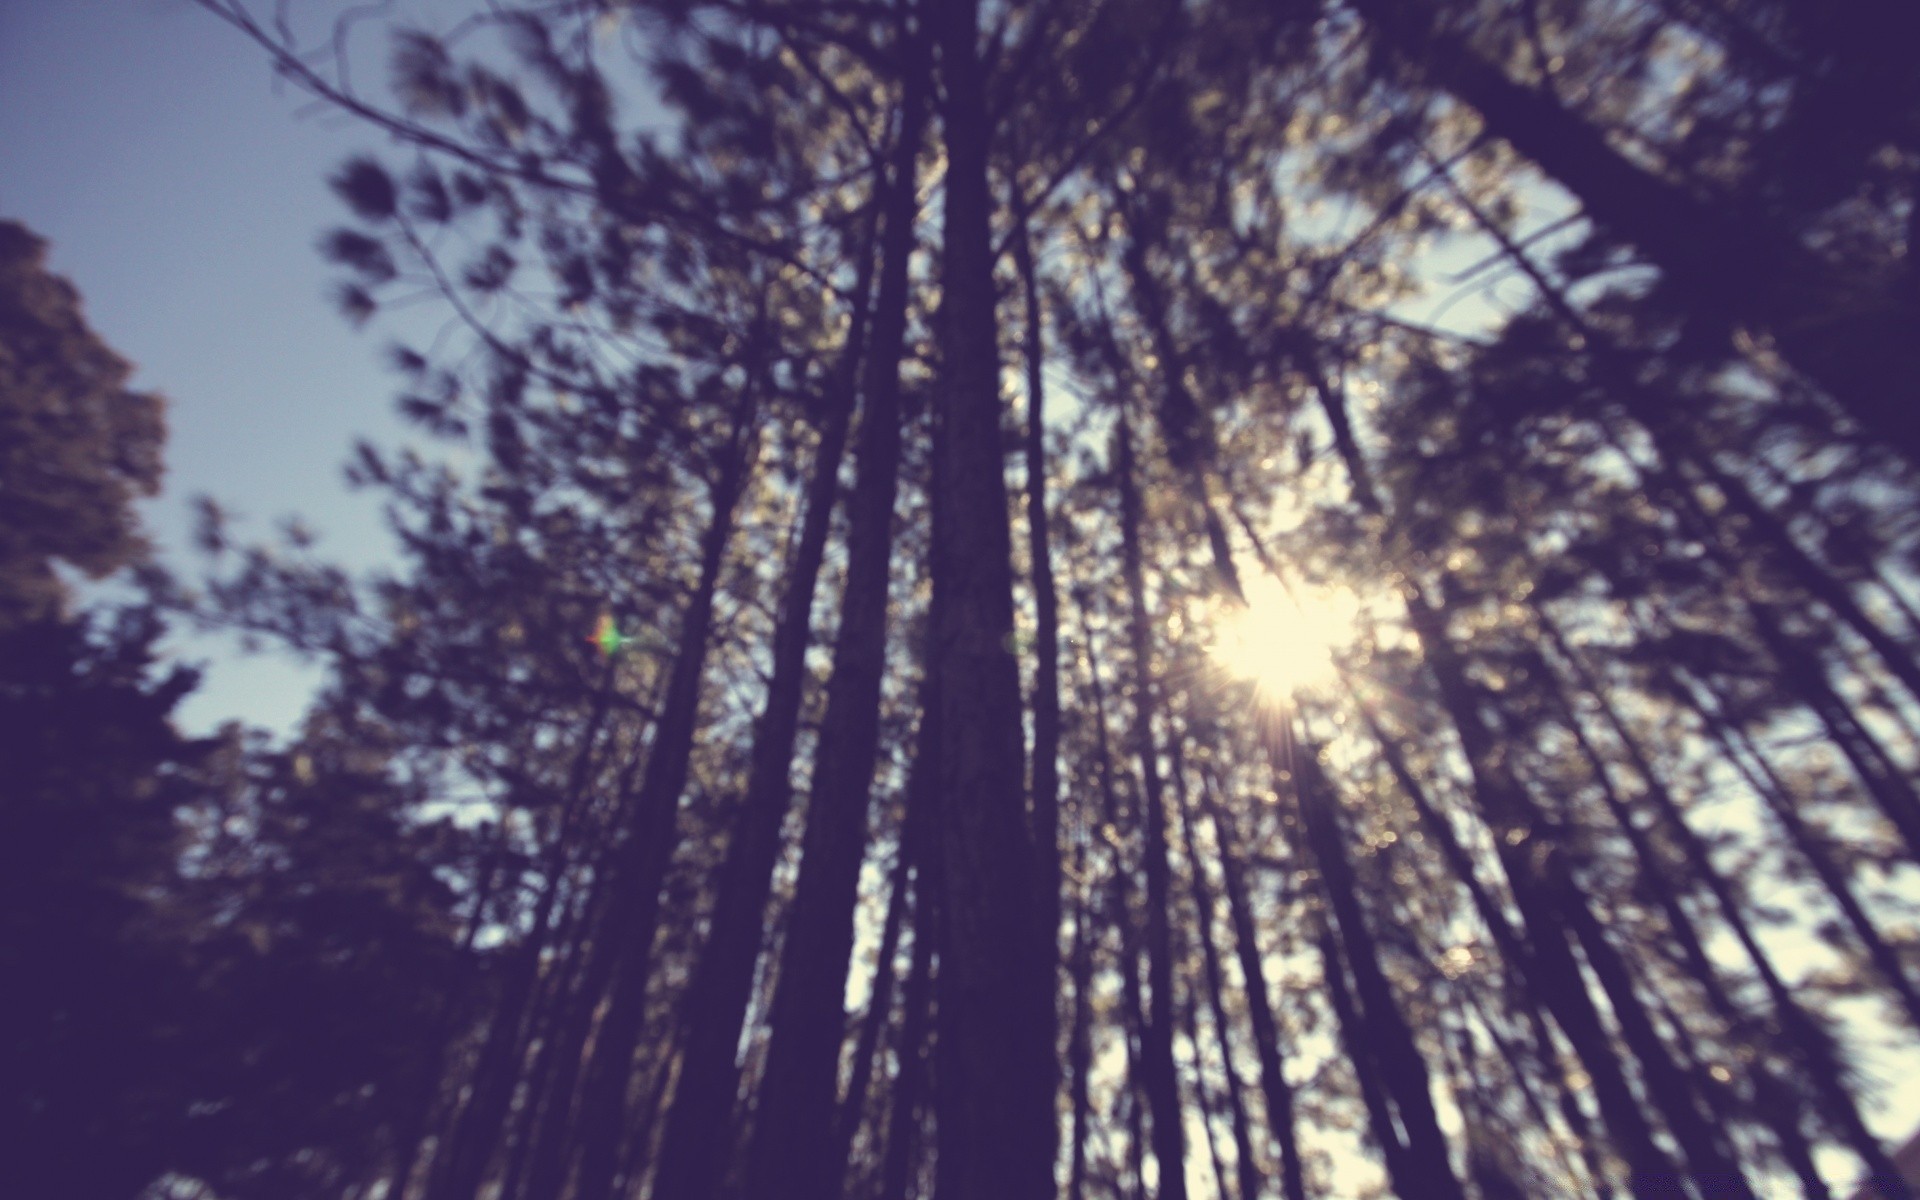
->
[1,0,452,735]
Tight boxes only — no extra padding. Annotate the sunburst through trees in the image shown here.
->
[1209,576,1364,701]
[17,0,1920,1197]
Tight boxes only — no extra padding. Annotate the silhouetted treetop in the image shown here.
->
[0,219,166,627]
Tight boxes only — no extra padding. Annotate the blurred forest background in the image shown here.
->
[6,1,1920,1198]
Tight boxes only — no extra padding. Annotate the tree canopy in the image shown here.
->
[0,219,166,627]
[11,0,1920,1197]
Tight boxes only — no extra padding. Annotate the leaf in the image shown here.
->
[463,246,516,293]
[344,440,389,488]
[406,165,452,224]
[330,157,398,222]
[451,171,490,211]
[192,495,230,555]
[391,30,464,118]
[335,283,378,327]
[387,345,429,377]
[321,230,397,284]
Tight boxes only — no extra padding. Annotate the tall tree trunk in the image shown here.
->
[1353,0,1920,464]
[1682,669,1920,1030]
[1317,916,1417,1191]
[878,671,943,1200]
[1291,742,1466,1200]
[1012,206,1065,1174]
[1168,726,1264,1200]
[1012,202,1063,1013]
[1070,569,1157,1200]
[1195,766,1307,1200]
[1291,367,1745,1196]
[1067,793,1095,1200]
[1535,606,1908,1195]
[737,49,928,1200]
[532,406,760,1200]
[1113,413,1189,1200]
[646,85,901,1200]
[927,1,1052,1194]
[835,833,914,1185]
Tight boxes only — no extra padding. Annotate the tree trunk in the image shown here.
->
[1536,606,1906,1195]
[834,832,914,1186]
[926,2,1053,1195]
[1684,669,1920,1030]
[1196,766,1307,1200]
[1169,726,1265,1200]
[1293,365,1733,1196]
[1353,0,1920,465]
[737,51,928,1200]
[1067,795,1095,1200]
[1070,568,1156,1200]
[646,80,905,1200]
[535,406,760,1200]
[1012,202,1063,1003]
[1113,413,1188,1200]
[878,673,942,1200]
[636,307,863,1200]
[1317,916,1418,1190]
[1010,198,1064,1200]
[1291,741,1466,1200]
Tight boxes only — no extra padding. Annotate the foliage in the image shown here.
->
[26,0,1920,1196]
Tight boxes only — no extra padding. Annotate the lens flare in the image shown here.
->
[1212,575,1361,699]
[590,613,637,658]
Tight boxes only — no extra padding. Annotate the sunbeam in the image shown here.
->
[1210,573,1362,700]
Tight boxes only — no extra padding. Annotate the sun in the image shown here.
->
[1211,574,1362,700]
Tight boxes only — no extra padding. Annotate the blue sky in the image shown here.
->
[0,0,443,735]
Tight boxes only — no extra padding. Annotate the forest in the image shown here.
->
[6,0,1920,1197]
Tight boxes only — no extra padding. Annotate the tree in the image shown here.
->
[0,219,165,627]
[145,1,1920,1197]
[0,219,199,1199]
